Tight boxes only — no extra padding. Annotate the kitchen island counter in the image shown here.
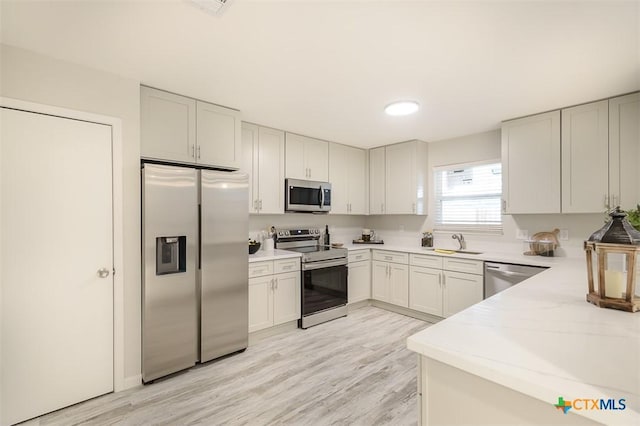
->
[407,258,640,425]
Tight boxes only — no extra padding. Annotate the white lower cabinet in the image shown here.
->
[248,275,274,332]
[248,259,301,333]
[409,266,443,316]
[371,250,409,308]
[272,271,300,325]
[409,254,483,318]
[442,271,483,317]
[348,250,371,304]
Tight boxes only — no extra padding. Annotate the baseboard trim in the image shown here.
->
[122,374,142,390]
[249,320,298,345]
[370,300,443,324]
[347,299,371,312]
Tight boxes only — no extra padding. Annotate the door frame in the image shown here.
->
[0,96,126,392]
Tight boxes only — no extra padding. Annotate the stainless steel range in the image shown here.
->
[275,227,348,328]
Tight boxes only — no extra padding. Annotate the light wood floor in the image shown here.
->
[27,306,430,426]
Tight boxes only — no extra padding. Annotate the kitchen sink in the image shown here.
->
[425,248,483,255]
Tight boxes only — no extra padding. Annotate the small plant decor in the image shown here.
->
[604,204,640,231]
[626,204,640,231]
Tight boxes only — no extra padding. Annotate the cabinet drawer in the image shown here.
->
[372,250,409,264]
[274,258,300,274]
[348,250,371,263]
[410,253,443,269]
[443,258,483,275]
[249,261,274,278]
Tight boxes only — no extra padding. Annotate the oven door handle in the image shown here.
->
[302,258,347,271]
[319,185,325,208]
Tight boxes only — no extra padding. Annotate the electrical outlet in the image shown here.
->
[559,229,569,241]
[516,229,528,240]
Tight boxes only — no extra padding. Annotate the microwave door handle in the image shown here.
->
[319,186,325,208]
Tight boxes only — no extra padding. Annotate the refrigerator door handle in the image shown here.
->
[198,203,202,269]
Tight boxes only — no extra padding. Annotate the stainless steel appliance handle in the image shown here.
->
[319,185,325,208]
[302,258,347,270]
[489,270,532,278]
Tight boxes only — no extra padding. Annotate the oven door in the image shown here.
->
[301,259,348,317]
[285,178,331,213]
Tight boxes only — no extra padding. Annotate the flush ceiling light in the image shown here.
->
[384,100,420,116]
[190,0,233,16]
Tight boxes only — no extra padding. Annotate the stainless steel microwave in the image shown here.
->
[285,178,331,213]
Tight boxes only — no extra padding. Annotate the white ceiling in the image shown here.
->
[1,0,638,148]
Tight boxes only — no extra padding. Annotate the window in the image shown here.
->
[434,160,502,233]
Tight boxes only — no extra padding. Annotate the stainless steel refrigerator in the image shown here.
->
[142,163,248,383]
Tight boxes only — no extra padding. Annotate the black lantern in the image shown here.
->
[584,207,640,312]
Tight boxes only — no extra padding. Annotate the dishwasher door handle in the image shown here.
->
[488,269,532,279]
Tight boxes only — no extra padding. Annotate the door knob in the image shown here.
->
[97,268,110,278]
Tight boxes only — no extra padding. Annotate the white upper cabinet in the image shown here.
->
[242,123,285,214]
[609,92,640,210]
[285,133,329,181]
[369,147,385,214]
[241,124,258,213]
[141,86,196,164]
[329,143,367,215]
[385,141,417,214]
[369,141,427,215]
[501,111,561,214]
[196,100,242,169]
[561,100,609,213]
[141,86,241,169]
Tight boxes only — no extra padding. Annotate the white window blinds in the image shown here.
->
[434,161,502,233]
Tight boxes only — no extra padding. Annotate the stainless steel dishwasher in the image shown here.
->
[484,262,547,298]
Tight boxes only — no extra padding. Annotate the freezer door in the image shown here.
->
[142,164,198,382]
[200,170,249,362]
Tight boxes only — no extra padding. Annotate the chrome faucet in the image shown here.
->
[452,233,466,250]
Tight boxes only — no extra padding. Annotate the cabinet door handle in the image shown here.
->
[275,277,278,289]
[412,203,416,213]
[502,199,507,213]
[197,145,201,159]
[384,256,392,261]
[191,145,195,158]
[259,199,263,210]
[438,273,442,286]
[442,274,446,287]
[270,278,274,290]
[604,194,609,208]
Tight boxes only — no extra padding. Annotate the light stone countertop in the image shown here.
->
[343,242,562,268]
[248,249,301,263]
[406,257,640,425]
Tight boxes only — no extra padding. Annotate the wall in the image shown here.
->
[0,44,142,383]
[366,130,604,257]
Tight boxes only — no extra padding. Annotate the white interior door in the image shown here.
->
[1,107,114,425]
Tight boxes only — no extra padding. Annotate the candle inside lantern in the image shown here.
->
[604,270,625,298]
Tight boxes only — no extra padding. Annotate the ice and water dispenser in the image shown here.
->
[156,236,186,275]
